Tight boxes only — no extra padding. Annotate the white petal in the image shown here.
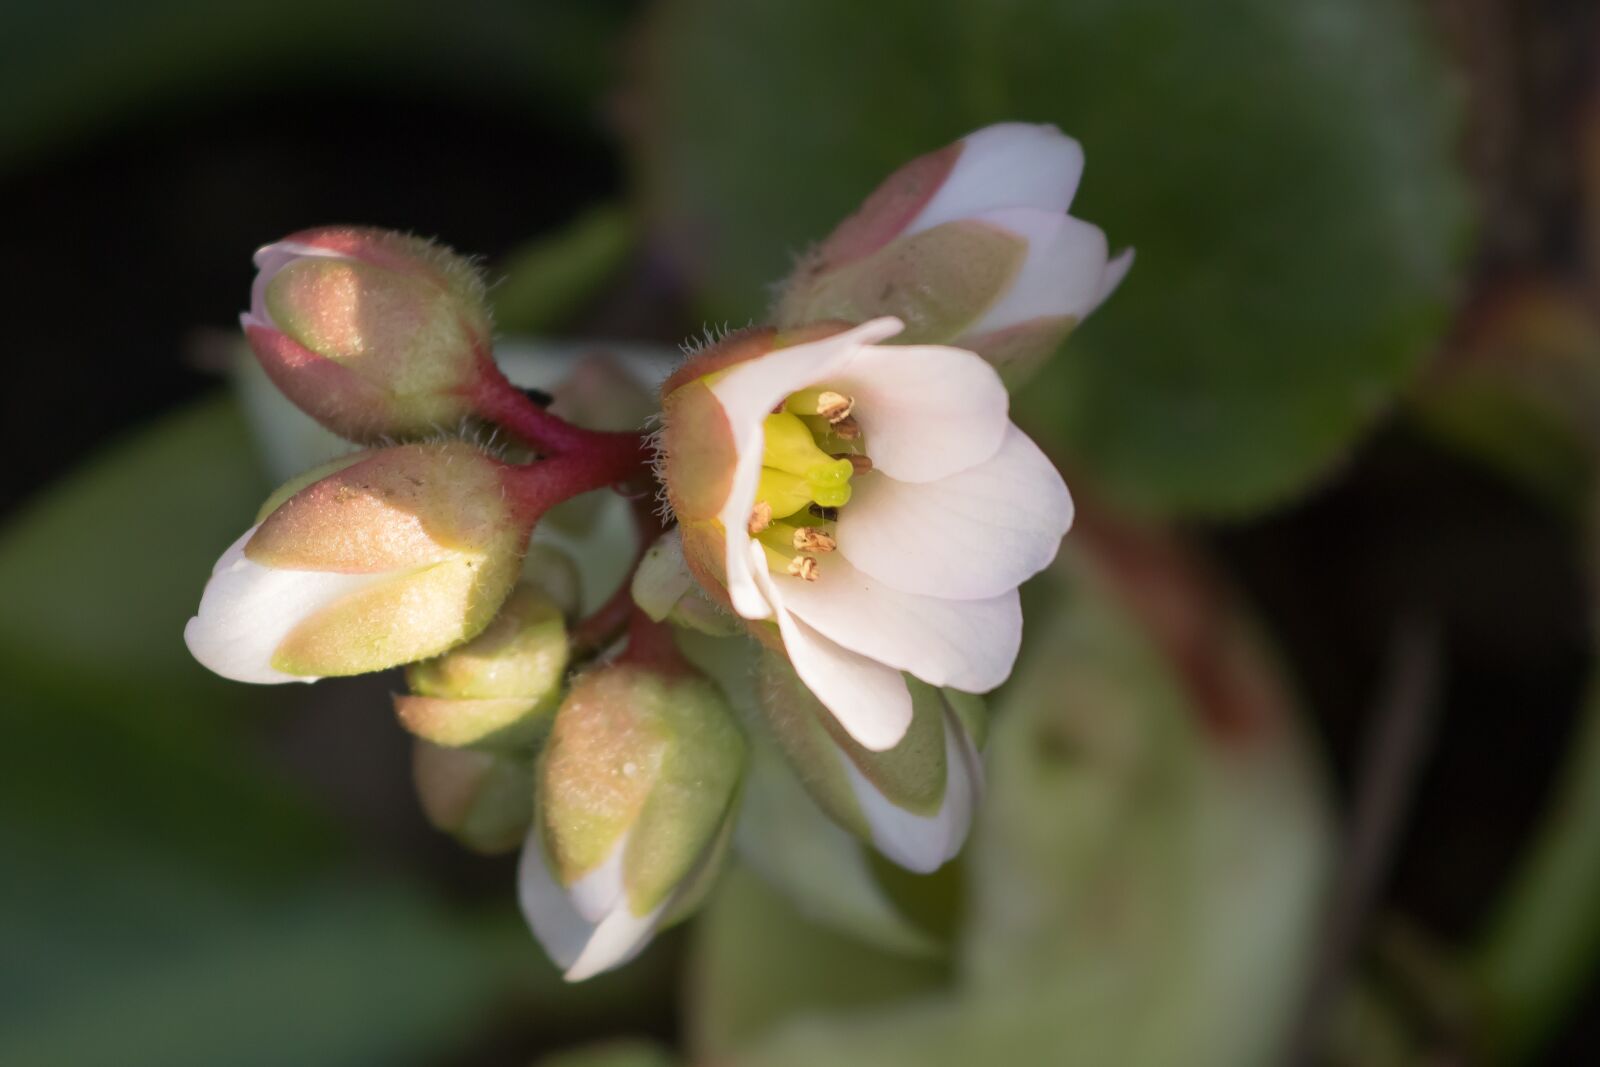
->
[905,123,1085,236]
[565,836,627,923]
[832,343,1009,483]
[848,706,982,873]
[963,210,1110,335]
[630,527,695,622]
[837,425,1073,599]
[774,553,1021,694]
[516,829,665,982]
[1091,247,1136,313]
[753,561,913,751]
[249,240,345,327]
[182,528,393,684]
[709,318,905,620]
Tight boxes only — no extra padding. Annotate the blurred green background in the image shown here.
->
[3,1,1599,1064]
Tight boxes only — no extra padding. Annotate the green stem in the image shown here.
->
[1472,673,1600,1061]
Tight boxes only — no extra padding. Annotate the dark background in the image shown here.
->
[2,1,1598,1064]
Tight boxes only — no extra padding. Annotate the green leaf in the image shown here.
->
[0,397,527,1065]
[493,206,637,335]
[702,528,1331,1067]
[0,395,270,711]
[630,0,1468,515]
[685,865,949,1062]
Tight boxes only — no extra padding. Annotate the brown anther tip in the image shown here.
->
[816,390,854,423]
[836,453,873,474]
[793,526,837,553]
[831,415,861,440]
[747,501,773,535]
[809,504,840,521]
[786,556,820,582]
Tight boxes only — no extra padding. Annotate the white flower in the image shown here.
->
[777,123,1132,379]
[661,317,1074,751]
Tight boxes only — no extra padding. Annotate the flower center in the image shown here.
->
[748,387,866,582]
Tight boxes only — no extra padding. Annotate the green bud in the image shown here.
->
[397,583,570,752]
[412,740,533,855]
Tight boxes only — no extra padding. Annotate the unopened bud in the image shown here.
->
[396,583,570,751]
[412,740,532,854]
[243,226,493,441]
[776,124,1131,381]
[630,529,740,636]
[184,440,528,683]
[519,660,744,981]
[757,653,981,874]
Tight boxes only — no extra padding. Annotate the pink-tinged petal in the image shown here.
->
[182,527,395,684]
[774,552,1022,693]
[249,241,346,327]
[832,343,1010,483]
[905,123,1085,236]
[837,425,1073,599]
[848,704,983,873]
[964,210,1110,335]
[753,560,913,751]
[709,318,906,619]
[517,830,664,982]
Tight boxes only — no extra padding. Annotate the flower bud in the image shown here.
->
[243,226,493,441]
[776,123,1131,381]
[395,583,570,751]
[412,740,532,854]
[630,528,740,636]
[756,652,981,874]
[519,660,745,981]
[184,440,528,683]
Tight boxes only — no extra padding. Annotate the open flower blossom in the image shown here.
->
[777,122,1132,380]
[660,317,1074,751]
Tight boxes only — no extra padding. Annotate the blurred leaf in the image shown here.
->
[0,397,527,1065]
[537,1039,680,1067]
[630,0,1467,515]
[1411,277,1600,512]
[0,0,630,168]
[493,206,637,335]
[707,520,1330,1067]
[686,865,949,1062]
[0,395,269,711]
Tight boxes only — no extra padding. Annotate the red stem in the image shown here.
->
[470,360,644,460]
[618,609,689,674]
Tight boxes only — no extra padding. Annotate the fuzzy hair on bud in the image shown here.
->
[243,226,494,442]
[184,440,529,684]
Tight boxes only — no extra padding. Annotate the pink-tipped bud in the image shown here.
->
[184,440,529,683]
[777,123,1132,381]
[243,226,493,441]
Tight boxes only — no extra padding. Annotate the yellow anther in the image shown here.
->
[793,526,836,553]
[784,387,854,423]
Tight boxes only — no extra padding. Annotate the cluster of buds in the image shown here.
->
[185,122,1126,977]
